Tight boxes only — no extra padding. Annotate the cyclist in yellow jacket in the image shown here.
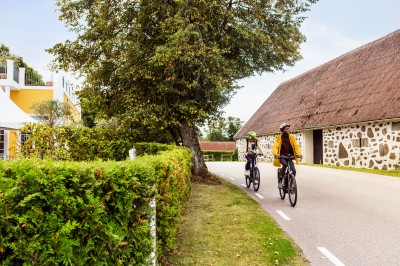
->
[272,123,302,186]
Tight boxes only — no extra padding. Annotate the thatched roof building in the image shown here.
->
[235,29,400,170]
[236,29,400,138]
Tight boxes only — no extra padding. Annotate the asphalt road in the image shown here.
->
[206,161,400,266]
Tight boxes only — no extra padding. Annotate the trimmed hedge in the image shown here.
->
[0,146,192,265]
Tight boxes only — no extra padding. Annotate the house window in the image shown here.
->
[0,130,4,160]
[352,138,369,148]
[20,132,31,146]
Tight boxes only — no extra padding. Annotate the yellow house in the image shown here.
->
[0,59,81,159]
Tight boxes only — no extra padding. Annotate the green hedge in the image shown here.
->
[139,147,192,257]
[0,147,192,265]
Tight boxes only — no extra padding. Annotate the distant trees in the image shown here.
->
[0,44,45,85]
[204,116,243,141]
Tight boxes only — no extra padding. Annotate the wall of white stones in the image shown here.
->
[323,121,400,170]
[236,121,400,170]
[236,132,304,163]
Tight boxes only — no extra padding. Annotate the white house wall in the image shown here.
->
[236,121,400,170]
[323,121,400,170]
[236,132,304,163]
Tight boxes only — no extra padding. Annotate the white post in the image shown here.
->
[52,72,64,102]
[129,148,156,265]
[149,198,156,265]
[19,68,25,86]
[129,148,136,160]
[6,60,13,83]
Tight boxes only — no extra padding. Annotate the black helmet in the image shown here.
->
[279,122,290,132]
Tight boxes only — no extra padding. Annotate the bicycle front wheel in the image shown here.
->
[245,174,251,188]
[288,174,297,207]
[279,183,286,199]
[253,167,260,192]
[278,170,285,199]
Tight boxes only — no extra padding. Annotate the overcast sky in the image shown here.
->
[1,0,400,122]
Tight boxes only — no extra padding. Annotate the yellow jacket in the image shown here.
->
[272,134,302,167]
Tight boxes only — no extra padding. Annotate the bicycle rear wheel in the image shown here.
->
[252,167,260,191]
[288,174,297,207]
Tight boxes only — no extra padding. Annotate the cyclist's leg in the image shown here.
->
[289,159,296,176]
[245,154,252,169]
[280,158,288,180]
[250,155,256,176]
[252,155,256,168]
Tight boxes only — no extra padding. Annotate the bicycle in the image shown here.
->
[245,153,262,192]
[277,155,299,207]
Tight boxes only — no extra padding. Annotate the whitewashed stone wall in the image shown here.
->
[236,132,304,163]
[324,121,400,170]
[236,121,399,170]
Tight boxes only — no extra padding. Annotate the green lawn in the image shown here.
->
[166,178,308,266]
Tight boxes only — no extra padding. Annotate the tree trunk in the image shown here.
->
[179,121,208,177]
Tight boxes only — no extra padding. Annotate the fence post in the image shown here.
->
[129,148,156,265]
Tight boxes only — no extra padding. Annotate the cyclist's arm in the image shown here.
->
[244,138,249,154]
[290,135,303,158]
[256,142,267,155]
[272,138,280,158]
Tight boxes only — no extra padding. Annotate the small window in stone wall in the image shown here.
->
[360,138,368,147]
[352,138,369,148]
[392,121,400,131]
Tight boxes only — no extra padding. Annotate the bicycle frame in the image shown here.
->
[277,155,298,207]
[249,154,258,175]
[245,153,261,192]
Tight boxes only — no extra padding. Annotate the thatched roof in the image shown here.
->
[236,29,400,138]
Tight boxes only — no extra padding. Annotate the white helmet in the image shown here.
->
[279,122,290,132]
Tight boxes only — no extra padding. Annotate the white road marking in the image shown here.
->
[241,184,246,187]
[255,193,264,199]
[276,210,291,221]
[230,178,235,181]
[317,247,346,266]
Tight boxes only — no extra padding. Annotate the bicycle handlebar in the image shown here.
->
[247,152,264,156]
[277,155,301,160]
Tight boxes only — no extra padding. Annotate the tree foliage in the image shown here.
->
[49,0,317,176]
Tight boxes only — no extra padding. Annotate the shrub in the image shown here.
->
[0,146,192,265]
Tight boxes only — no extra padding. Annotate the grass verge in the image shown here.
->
[166,178,308,266]
[302,163,400,177]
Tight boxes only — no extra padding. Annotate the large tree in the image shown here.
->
[49,0,317,177]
